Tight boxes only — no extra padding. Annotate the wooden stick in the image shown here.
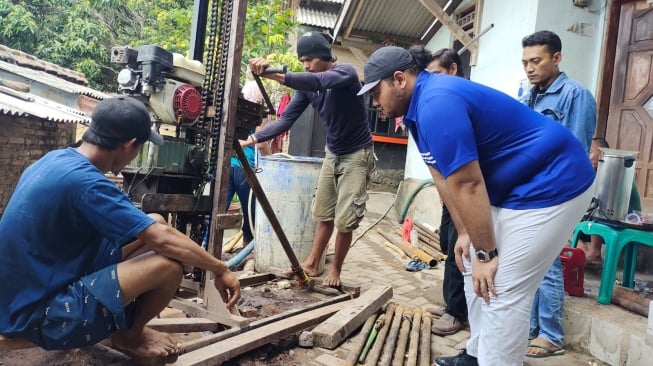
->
[366,303,395,365]
[385,241,408,259]
[379,305,404,366]
[414,224,440,244]
[406,308,422,366]
[392,308,413,366]
[378,229,438,267]
[345,313,379,366]
[612,286,650,317]
[419,313,432,366]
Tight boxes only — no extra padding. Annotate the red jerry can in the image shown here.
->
[560,247,586,297]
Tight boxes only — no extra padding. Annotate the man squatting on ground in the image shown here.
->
[359,46,594,366]
[241,31,375,288]
[520,30,596,358]
[421,46,469,337]
[0,97,241,361]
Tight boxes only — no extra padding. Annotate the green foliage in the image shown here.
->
[0,0,297,93]
[244,0,297,61]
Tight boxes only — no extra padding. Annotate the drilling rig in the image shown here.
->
[108,0,268,316]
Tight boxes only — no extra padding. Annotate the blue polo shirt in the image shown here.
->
[403,72,594,209]
[0,148,154,336]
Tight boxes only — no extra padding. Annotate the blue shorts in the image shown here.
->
[25,240,136,350]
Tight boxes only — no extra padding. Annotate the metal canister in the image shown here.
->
[593,148,639,221]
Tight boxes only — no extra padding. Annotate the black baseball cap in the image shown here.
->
[90,96,164,145]
[357,46,417,95]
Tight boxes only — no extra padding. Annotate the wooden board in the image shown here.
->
[147,317,221,333]
[173,299,354,365]
[311,285,393,349]
[179,293,352,353]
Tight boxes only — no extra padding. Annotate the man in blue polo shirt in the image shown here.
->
[359,46,594,366]
[0,97,240,362]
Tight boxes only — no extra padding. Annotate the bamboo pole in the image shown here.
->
[345,313,379,366]
[366,303,395,365]
[391,308,413,366]
[419,313,432,366]
[406,308,422,366]
[385,241,408,259]
[378,229,438,267]
[379,305,404,366]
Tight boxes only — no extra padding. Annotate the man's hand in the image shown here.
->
[471,257,498,304]
[249,57,270,76]
[454,233,471,273]
[214,270,241,308]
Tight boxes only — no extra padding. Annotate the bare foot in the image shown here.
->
[111,327,179,360]
[322,268,341,288]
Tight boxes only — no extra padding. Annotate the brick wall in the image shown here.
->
[0,116,75,216]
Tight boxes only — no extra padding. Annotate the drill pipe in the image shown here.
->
[406,308,422,366]
[391,308,413,366]
[345,313,379,366]
[419,313,432,366]
[356,313,384,364]
[379,304,405,366]
[365,303,395,365]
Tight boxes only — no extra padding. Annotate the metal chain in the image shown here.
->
[207,0,234,177]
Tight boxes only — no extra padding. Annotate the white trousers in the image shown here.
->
[464,187,593,366]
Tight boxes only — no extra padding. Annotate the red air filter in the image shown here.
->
[173,84,203,121]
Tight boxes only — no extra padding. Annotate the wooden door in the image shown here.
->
[607,1,653,209]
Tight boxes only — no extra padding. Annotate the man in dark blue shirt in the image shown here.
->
[0,97,241,362]
[243,31,374,288]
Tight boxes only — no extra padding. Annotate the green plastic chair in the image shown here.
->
[570,220,653,304]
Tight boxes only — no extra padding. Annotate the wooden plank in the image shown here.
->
[174,299,353,365]
[311,285,393,349]
[238,272,275,287]
[169,298,250,328]
[141,193,212,213]
[147,317,220,333]
[0,334,37,351]
[179,293,352,353]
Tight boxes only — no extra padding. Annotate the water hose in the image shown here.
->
[399,179,434,222]
[226,239,255,270]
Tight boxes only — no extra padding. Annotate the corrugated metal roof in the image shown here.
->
[349,0,440,43]
[0,85,91,124]
[0,60,107,100]
[297,7,339,29]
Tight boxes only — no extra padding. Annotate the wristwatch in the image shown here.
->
[476,248,498,263]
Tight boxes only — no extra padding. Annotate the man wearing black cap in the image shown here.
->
[243,31,374,288]
[0,97,240,362]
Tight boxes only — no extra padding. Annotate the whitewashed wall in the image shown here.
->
[405,0,606,182]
